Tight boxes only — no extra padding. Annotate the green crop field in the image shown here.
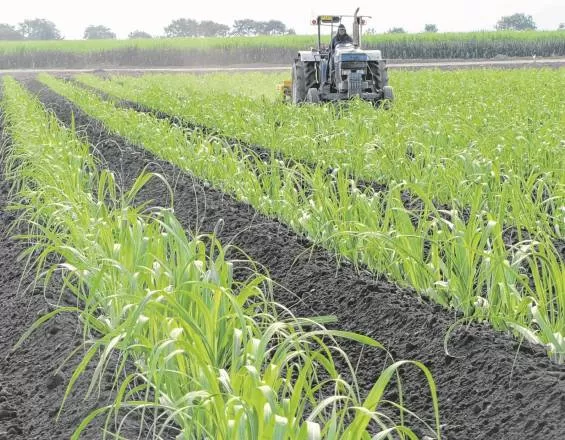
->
[49,69,564,356]
[1,66,564,438]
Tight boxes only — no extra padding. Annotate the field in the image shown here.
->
[1,31,565,68]
[0,66,564,439]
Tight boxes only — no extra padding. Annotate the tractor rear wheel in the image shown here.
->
[303,61,318,91]
[292,61,306,104]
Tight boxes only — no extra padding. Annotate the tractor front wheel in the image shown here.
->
[306,88,320,103]
[375,86,394,109]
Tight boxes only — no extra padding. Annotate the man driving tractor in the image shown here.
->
[330,23,353,53]
[328,23,354,81]
[285,8,394,105]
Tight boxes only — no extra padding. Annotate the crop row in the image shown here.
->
[38,73,565,361]
[2,76,440,438]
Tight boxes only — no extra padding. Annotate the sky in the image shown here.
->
[1,0,564,39]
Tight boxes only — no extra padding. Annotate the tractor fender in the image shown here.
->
[297,51,321,62]
[364,50,383,61]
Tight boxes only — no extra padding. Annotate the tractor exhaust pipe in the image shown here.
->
[352,7,360,47]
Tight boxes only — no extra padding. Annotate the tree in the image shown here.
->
[198,20,230,37]
[230,19,290,36]
[128,30,152,39]
[496,13,536,30]
[0,23,23,40]
[164,18,199,37]
[424,24,438,33]
[18,18,61,40]
[262,20,287,35]
[232,19,259,36]
[252,21,267,35]
[83,25,116,39]
[559,23,565,30]
[387,27,406,34]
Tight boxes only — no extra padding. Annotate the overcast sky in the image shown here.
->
[2,0,564,39]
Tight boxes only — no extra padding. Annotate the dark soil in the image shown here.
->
[1,77,564,439]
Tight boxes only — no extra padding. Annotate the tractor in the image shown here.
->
[282,8,393,106]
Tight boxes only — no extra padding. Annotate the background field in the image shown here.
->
[1,31,565,68]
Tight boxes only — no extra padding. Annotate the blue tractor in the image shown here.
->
[290,8,393,105]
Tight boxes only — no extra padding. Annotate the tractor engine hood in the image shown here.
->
[334,45,383,61]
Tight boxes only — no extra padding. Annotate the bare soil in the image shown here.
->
[0,76,564,439]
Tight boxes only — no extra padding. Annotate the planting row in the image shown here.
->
[37,73,565,361]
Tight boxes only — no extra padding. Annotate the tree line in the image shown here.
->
[378,14,557,34]
[0,18,295,40]
[0,14,562,41]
